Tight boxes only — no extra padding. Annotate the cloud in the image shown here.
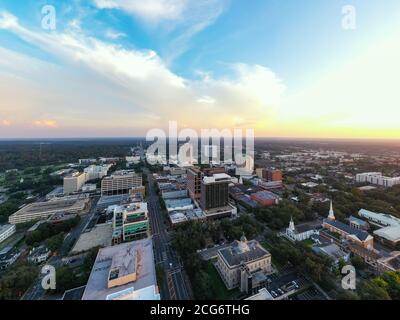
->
[1,120,12,126]
[34,120,59,128]
[105,29,127,40]
[0,10,285,137]
[93,0,228,62]
[93,0,187,22]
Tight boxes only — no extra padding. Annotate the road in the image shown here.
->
[145,168,192,300]
[22,196,99,300]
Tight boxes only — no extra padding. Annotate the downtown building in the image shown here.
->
[112,202,149,245]
[101,170,143,196]
[64,171,87,195]
[200,173,237,219]
[215,235,272,294]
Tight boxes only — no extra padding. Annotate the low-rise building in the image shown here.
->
[358,209,400,248]
[164,198,194,212]
[250,190,280,207]
[8,197,89,224]
[356,172,400,188]
[82,239,160,300]
[0,224,16,243]
[322,202,374,249]
[312,243,350,267]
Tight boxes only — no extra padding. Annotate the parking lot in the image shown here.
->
[265,271,309,299]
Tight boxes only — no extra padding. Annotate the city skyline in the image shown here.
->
[0,0,400,139]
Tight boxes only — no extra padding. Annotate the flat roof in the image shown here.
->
[11,198,87,216]
[0,224,14,234]
[82,238,158,300]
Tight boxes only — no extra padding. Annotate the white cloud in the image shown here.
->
[0,11,285,137]
[105,29,127,39]
[93,0,187,22]
[93,0,227,62]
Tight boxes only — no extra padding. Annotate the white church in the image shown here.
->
[285,217,319,242]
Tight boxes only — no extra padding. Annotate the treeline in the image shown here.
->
[0,142,135,171]
[312,186,400,222]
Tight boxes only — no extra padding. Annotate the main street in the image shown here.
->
[145,168,192,300]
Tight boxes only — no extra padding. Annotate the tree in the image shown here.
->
[0,263,38,300]
[336,290,360,300]
[358,280,391,300]
[46,233,64,252]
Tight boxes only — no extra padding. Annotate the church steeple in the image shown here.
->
[328,200,335,220]
[289,216,295,231]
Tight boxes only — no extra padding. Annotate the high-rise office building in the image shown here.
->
[187,167,202,201]
[200,173,230,210]
[101,170,142,196]
[63,172,87,195]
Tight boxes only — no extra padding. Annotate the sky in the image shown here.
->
[0,0,400,139]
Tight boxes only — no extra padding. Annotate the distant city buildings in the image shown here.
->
[84,164,111,181]
[356,172,400,188]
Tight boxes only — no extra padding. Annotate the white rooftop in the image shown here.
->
[82,238,159,300]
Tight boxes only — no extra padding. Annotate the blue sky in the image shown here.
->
[0,0,400,138]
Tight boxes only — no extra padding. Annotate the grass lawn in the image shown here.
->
[205,262,241,300]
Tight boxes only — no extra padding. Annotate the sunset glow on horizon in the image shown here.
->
[1,1,400,139]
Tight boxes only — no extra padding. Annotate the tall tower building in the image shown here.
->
[200,173,230,210]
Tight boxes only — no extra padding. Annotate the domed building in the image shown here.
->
[215,234,272,294]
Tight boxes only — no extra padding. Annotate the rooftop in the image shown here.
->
[219,239,270,268]
[323,219,371,241]
[82,238,159,300]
